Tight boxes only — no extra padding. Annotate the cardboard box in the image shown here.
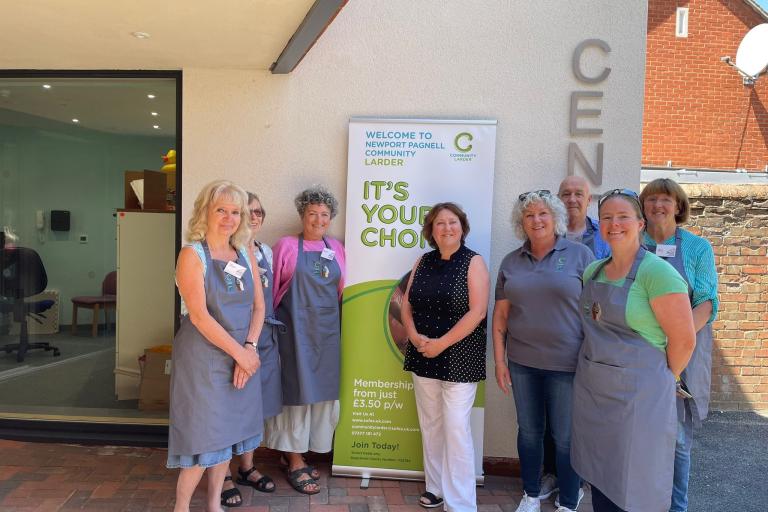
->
[124,170,168,210]
[138,349,172,411]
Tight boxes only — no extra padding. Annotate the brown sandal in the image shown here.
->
[286,467,320,495]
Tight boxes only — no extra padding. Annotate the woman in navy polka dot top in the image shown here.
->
[401,202,489,512]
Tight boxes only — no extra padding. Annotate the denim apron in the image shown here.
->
[255,242,284,419]
[571,247,677,511]
[168,241,264,457]
[645,228,713,427]
[275,235,341,405]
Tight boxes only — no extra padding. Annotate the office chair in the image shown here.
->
[0,246,60,362]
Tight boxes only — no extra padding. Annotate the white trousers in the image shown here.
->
[412,374,478,512]
[263,400,340,453]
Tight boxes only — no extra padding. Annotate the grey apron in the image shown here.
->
[571,247,677,511]
[275,235,342,406]
[255,242,283,419]
[168,241,264,457]
[645,228,713,427]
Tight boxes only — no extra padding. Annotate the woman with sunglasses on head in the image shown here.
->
[639,179,717,512]
[492,190,594,512]
[571,189,696,512]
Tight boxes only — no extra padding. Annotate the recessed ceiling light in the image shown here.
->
[72,118,79,123]
[147,94,156,99]
[151,112,158,116]
[42,84,51,89]
[153,125,160,129]
[131,31,151,39]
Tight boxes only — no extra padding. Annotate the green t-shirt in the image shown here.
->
[583,252,689,352]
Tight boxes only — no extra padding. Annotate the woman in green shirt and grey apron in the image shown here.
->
[571,189,696,511]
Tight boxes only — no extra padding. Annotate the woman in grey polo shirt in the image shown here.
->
[492,190,594,512]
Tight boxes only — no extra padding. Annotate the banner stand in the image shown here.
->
[333,117,497,484]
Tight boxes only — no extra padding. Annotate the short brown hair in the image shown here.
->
[639,178,690,224]
[247,191,266,220]
[421,202,470,249]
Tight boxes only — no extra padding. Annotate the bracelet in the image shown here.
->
[244,341,258,350]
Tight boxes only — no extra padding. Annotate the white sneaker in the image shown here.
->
[538,473,559,500]
[515,493,541,512]
[554,488,585,509]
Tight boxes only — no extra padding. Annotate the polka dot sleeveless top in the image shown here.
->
[403,244,486,383]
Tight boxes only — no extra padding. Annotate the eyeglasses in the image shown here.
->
[598,188,641,208]
[518,189,551,202]
[249,208,264,218]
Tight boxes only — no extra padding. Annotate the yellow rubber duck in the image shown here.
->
[161,149,176,172]
[161,149,176,190]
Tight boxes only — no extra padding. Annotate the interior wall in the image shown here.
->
[0,108,175,326]
[181,0,649,457]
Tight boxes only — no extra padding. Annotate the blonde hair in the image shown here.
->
[186,180,251,249]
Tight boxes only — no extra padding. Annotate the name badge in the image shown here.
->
[655,244,677,258]
[321,248,336,261]
[224,261,247,279]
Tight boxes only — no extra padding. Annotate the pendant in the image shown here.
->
[322,265,330,278]
[261,274,269,288]
[591,302,601,321]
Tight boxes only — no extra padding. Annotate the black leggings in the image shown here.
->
[590,485,627,512]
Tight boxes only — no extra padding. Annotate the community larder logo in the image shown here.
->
[451,132,477,162]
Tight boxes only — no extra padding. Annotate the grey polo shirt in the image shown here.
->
[495,236,595,372]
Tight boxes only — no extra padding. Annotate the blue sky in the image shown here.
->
[758,0,768,10]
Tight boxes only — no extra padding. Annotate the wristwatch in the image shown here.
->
[244,341,258,351]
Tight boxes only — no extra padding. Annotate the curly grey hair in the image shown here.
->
[294,185,339,219]
[511,191,568,241]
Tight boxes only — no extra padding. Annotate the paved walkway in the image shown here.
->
[2,410,766,511]
[0,441,589,512]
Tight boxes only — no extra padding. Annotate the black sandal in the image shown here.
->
[419,491,444,509]
[237,466,276,493]
[286,467,320,495]
[280,454,320,480]
[220,475,243,508]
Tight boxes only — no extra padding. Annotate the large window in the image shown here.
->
[0,73,180,431]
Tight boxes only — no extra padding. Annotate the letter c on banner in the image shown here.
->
[454,132,473,153]
[572,39,611,84]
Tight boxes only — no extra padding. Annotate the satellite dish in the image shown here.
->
[735,23,768,78]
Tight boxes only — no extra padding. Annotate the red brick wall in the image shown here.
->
[643,0,768,171]
[683,184,768,411]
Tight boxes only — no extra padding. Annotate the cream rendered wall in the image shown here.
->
[182,0,648,458]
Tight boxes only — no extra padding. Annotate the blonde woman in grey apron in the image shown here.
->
[571,189,696,512]
[640,179,717,512]
[264,186,345,495]
[221,192,282,504]
[167,181,266,512]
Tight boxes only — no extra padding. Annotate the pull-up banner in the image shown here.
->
[333,118,497,481]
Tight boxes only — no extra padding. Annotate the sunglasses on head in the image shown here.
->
[518,189,552,202]
[598,188,640,208]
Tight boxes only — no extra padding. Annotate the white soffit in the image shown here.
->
[642,167,768,185]
[0,0,316,70]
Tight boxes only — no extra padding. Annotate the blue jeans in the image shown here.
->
[508,360,581,509]
[670,417,694,512]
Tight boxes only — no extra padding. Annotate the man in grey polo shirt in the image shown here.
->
[558,176,610,259]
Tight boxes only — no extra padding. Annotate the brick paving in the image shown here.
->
[0,440,593,511]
